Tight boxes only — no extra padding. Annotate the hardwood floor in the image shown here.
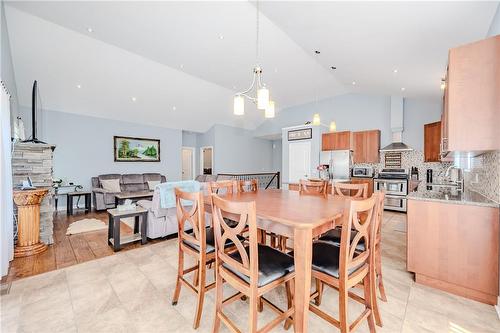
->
[1,210,170,284]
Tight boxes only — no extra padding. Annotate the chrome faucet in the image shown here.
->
[444,165,464,191]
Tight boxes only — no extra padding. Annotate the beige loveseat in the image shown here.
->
[91,173,166,211]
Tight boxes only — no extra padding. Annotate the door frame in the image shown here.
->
[181,146,196,180]
[199,146,214,175]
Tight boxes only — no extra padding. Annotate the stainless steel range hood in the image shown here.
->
[380,142,412,152]
[380,96,413,152]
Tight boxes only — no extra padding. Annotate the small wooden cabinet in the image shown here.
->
[352,130,380,163]
[441,35,500,158]
[407,199,499,305]
[322,131,352,151]
[424,121,441,162]
[350,178,374,197]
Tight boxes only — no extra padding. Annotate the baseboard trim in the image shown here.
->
[496,297,500,320]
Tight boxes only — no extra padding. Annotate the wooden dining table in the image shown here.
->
[204,188,348,333]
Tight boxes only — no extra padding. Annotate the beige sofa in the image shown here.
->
[91,173,166,211]
[137,184,211,239]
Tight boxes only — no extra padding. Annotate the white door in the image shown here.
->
[181,148,194,180]
[288,141,311,183]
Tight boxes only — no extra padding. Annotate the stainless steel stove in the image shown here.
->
[374,168,409,212]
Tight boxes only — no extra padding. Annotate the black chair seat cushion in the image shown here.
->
[311,242,364,278]
[183,227,243,254]
[318,228,366,252]
[223,245,294,287]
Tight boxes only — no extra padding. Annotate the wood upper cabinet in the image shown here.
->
[322,131,352,151]
[442,35,500,156]
[352,130,380,163]
[424,121,441,162]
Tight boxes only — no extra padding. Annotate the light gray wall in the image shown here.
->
[272,139,282,178]
[255,93,393,147]
[1,1,19,130]
[40,109,182,208]
[255,93,442,150]
[488,3,500,37]
[403,98,443,151]
[212,124,274,174]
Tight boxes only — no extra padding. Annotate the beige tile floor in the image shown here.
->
[1,211,500,332]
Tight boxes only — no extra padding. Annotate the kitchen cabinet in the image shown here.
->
[353,130,380,163]
[424,121,441,162]
[441,35,500,158]
[350,177,374,197]
[322,131,352,151]
[407,199,499,305]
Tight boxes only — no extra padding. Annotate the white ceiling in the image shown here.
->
[4,1,498,133]
[258,1,498,98]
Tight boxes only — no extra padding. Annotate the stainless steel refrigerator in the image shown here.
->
[320,150,351,180]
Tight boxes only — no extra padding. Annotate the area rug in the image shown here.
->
[66,218,107,235]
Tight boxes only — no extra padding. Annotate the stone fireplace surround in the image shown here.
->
[11,142,55,245]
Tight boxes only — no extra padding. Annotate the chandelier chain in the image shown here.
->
[256,0,260,65]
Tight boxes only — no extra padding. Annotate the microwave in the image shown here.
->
[352,167,374,178]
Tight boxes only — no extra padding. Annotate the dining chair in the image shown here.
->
[171,188,215,329]
[332,182,368,198]
[318,182,369,249]
[238,179,258,193]
[208,180,239,196]
[319,190,387,303]
[299,179,328,197]
[308,194,379,333]
[211,194,295,333]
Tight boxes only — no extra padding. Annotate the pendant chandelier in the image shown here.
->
[233,0,275,118]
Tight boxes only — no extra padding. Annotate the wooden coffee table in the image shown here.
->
[114,191,153,206]
[107,206,148,252]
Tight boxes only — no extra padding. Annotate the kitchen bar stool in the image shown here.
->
[211,194,295,333]
[309,194,379,333]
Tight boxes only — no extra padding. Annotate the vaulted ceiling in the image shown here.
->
[4,1,498,132]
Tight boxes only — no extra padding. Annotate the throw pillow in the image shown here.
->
[147,180,161,190]
[100,179,121,193]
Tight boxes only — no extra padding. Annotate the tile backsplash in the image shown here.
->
[464,151,500,204]
[353,150,452,182]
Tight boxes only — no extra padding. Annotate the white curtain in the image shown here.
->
[0,81,14,277]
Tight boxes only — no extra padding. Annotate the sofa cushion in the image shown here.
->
[101,179,121,193]
[205,175,218,182]
[147,180,161,190]
[122,174,144,184]
[98,174,121,186]
[143,173,162,182]
[104,193,117,205]
[195,175,207,182]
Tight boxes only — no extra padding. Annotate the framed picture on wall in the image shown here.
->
[288,128,312,141]
[114,136,160,162]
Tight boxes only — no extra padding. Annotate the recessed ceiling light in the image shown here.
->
[76,84,82,89]
[172,106,177,111]
[87,27,93,33]
[219,34,224,40]
[401,87,406,91]
[314,50,321,54]
[393,69,398,73]
[331,66,336,70]
[180,64,184,69]
[274,68,278,73]
[352,81,356,85]
[131,97,137,102]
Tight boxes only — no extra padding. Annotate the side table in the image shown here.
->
[107,207,148,252]
[67,191,91,215]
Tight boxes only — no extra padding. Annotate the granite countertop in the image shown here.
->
[407,183,499,208]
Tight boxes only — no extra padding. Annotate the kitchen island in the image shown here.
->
[407,184,499,304]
